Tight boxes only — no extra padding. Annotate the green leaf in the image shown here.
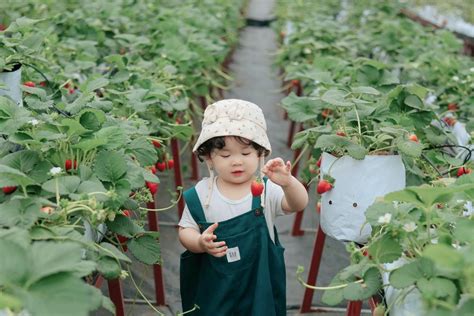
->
[128,235,161,265]
[351,86,380,95]
[94,151,127,182]
[396,138,423,158]
[365,202,398,226]
[0,164,35,187]
[0,150,40,174]
[389,258,433,289]
[315,135,367,159]
[95,126,127,150]
[98,242,131,263]
[423,244,463,278]
[0,198,40,229]
[97,256,122,279]
[22,273,102,316]
[417,277,458,303]
[0,239,29,286]
[321,89,353,107]
[105,214,143,238]
[42,176,81,195]
[128,137,157,167]
[280,93,322,122]
[83,78,109,93]
[343,267,381,301]
[78,109,105,131]
[72,138,108,151]
[454,218,474,243]
[321,273,346,306]
[28,241,84,284]
[404,95,424,109]
[368,235,402,264]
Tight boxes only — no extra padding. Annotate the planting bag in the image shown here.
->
[0,66,23,106]
[319,153,406,243]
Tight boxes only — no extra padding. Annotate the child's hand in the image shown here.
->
[262,158,292,187]
[199,222,227,257]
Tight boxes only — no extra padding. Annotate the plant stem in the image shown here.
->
[127,265,165,316]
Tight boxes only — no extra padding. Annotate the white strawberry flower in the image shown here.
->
[49,167,62,176]
[470,67,474,72]
[402,222,417,232]
[28,119,40,126]
[452,76,460,81]
[377,213,392,224]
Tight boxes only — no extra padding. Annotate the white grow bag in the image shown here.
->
[319,153,406,243]
[0,65,23,107]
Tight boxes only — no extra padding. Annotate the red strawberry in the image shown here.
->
[68,88,75,94]
[457,167,471,177]
[447,103,458,111]
[0,24,7,31]
[65,159,77,171]
[39,81,47,87]
[316,180,332,194]
[321,109,332,118]
[146,181,159,195]
[408,134,418,142]
[291,79,300,87]
[336,131,346,137]
[152,139,161,148]
[149,165,157,174]
[251,179,264,196]
[166,159,174,169]
[443,117,457,126]
[2,186,17,194]
[155,161,166,172]
[23,81,35,88]
[41,206,54,214]
[122,209,131,217]
[175,118,182,124]
[316,157,322,168]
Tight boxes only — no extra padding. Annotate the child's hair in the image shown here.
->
[196,136,270,161]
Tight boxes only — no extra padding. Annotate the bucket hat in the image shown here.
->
[193,99,271,154]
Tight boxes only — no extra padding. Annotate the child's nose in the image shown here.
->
[231,159,242,166]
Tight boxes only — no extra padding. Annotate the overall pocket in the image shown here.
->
[208,228,260,275]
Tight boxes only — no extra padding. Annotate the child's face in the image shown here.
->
[207,136,259,185]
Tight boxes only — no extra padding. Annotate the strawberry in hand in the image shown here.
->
[251,178,264,196]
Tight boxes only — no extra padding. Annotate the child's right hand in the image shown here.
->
[199,222,227,257]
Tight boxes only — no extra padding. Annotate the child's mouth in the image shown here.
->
[231,170,244,176]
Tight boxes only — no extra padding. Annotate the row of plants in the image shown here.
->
[0,1,245,315]
[275,0,473,314]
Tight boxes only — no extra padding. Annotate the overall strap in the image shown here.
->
[251,177,268,210]
[183,187,207,223]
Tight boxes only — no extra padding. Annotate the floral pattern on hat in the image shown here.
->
[193,99,271,153]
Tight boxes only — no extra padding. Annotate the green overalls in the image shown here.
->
[180,179,286,315]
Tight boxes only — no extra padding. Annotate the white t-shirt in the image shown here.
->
[178,177,286,242]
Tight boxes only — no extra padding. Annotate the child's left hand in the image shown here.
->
[262,158,292,187]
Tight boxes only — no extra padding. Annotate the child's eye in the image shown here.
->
[220,155,230,158]
[242,153,251,156]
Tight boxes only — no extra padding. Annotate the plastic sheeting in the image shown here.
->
[319,153,406,243]
[0,66,23,106]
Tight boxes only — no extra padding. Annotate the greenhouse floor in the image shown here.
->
[94,0,360,314]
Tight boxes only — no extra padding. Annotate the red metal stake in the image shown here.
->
[290,124,306,236]
[190,152,199,181]
[170,139,185,218]
[346,300,362,316]
[108,278,125,316]
[147,200,166,305]
[287,120,297,148]
[300,223,327,313]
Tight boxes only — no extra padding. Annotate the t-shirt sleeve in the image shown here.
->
[178,203,200,232]
[265,179,287,216]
